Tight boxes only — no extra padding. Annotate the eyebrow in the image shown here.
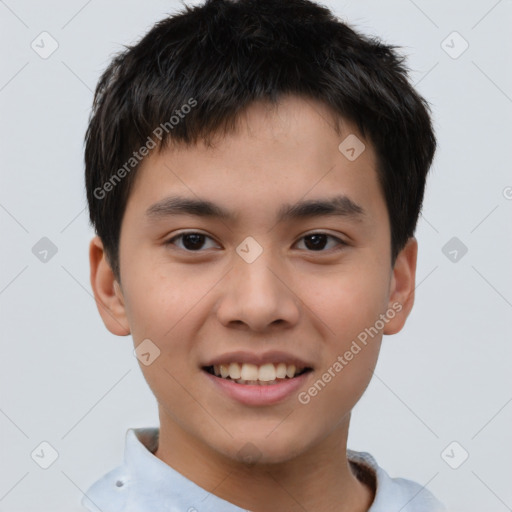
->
[145,194,366,223]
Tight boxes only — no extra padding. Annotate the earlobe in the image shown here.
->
[89,236,131,336]
[383,237,418,336]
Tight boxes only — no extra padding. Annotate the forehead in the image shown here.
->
[125,96,383,226]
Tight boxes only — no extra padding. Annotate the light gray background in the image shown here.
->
[1,1,511,511]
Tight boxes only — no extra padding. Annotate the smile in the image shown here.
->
[202,364,313,406]
[204,362,311,385]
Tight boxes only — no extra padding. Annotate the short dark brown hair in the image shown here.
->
[85,0,436,282]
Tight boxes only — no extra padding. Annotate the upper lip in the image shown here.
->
[202,350,314,369]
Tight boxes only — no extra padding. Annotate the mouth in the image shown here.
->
[201,362,314,406]
[202,363,313,386]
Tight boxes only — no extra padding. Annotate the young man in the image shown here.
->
[84,0,446,510]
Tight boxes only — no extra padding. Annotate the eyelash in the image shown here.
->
[165,231,347,254]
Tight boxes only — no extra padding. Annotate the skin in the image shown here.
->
[89,95,417,512]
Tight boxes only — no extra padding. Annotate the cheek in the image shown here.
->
[298,281,384,429]
[121,268,208,383]
[304,265,389,341]
[299,346,380,436]
[121,265,202,342]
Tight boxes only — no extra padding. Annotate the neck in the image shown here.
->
[153,410,375,512]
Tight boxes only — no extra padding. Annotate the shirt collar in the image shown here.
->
[125,427,383,509]
[122,427,248,511]
[83,426,431,512]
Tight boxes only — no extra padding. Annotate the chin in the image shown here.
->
[220,433,310,467]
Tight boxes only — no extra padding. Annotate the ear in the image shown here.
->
[89,235,130,336]
[383,237,418,335]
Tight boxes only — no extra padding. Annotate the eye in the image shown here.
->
[165,231,346,253]
[294,232,347,252]
[165,232,220,252]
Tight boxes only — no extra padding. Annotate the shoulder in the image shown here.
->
[347,450,448,512]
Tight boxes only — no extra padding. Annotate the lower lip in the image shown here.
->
[202,369,313,406]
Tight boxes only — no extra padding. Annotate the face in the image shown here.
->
[90,95,417,467]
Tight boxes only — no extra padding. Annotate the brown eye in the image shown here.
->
[166,232,219,251]
[296,233,346,252]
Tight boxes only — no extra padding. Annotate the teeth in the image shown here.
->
[275,363,287,379]
[211,362,306,382]
[228,362,241,379]
[258,363,276,382]
[236,379,280,385]
[241,363,259,381]
[286,364,296,378]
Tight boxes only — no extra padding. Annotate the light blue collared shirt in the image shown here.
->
[81,427,447,512]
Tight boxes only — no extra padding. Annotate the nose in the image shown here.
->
[214,254,300,332]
